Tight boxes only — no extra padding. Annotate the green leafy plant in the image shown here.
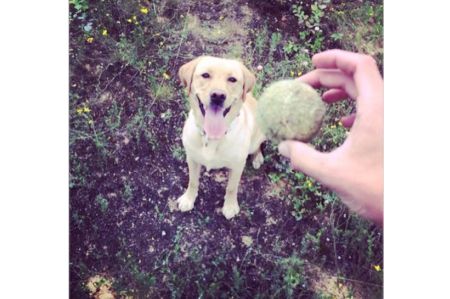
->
[330,32,344,41]
[280,256,307,298]
[69,0,88,13]
[171,145,185,162]
[95,194,109,213]
[291,0,331,54]
[269,32,283,62]
[283,40,300,55]
[123,181,133,202]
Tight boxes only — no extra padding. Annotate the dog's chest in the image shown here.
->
[189,140,238,170]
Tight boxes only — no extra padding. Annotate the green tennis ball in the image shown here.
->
[256,79,326,142]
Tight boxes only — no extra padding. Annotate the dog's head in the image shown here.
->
[178,56,255,140]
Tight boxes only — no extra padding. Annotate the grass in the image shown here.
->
[70,0,383,298]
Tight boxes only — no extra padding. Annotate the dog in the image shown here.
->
[176,56,266,219]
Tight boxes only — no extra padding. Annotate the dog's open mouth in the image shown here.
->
[197,94,231,140]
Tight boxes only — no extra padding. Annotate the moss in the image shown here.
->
[151,83,174,101]
[186,14,246,43]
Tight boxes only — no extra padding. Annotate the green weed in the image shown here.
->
[254,24,269,57]
[95,194,109,213]
[280,255,307,298]
[171,145,185,162]
[122,181,133,202]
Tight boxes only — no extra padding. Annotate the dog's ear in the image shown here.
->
[178,57,203,95]
[239,62,256,101]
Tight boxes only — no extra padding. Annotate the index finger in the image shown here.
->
[312,49,383,98]
[298,69,357,99]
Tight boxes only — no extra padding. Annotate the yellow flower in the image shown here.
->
[297,71,302,77]
[330,125,336,129]
[163,72,170,80]
[338,121,343,126]
[102,29,108,36]
[140,7,149,14]
[373,265,381,272]
[76,107,83,114]
[290,70,295,77]
[86,37,94,43]
[83,106,91,113]
[88,119,94,125]
[130,15,138,24]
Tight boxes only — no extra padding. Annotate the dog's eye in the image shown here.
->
[228,77,237,83]
[201,73,210,79]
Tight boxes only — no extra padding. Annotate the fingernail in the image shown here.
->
[278,142,290,157]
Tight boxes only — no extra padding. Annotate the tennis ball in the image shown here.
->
[256,79,326,142]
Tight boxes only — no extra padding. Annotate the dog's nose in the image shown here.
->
[210,90,226,107]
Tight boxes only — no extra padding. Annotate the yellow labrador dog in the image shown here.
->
[177,56,265,219]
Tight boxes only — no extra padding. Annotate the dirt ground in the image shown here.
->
[70,0,383,298]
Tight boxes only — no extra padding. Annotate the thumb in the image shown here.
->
[278,140,331,182]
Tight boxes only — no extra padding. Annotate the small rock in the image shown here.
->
[265,217,277,226]
[168,198,178,212]
[213,172,227,183]
[242,235,253,247]
[86,275,114,299]
[99,91,112,103]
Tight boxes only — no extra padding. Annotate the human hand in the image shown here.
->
[278,49,383,224]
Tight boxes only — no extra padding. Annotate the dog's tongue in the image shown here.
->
[204,107,226,139]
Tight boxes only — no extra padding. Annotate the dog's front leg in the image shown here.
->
[177,156,201,212]
[222,165,245,219]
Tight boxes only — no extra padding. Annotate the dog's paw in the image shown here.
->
[252,152,264,169]
[177,193,195,212]
[222,203,240,219]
